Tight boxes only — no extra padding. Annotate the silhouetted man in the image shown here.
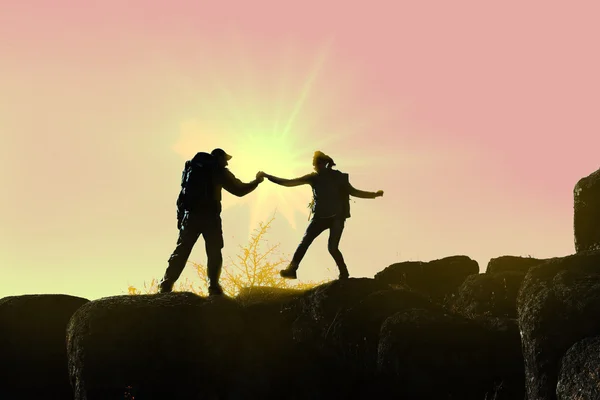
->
[159,148,264,295]
[261,151,383,280]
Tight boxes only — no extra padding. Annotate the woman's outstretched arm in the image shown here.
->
[265,173,314,187]
[348,181,383,198]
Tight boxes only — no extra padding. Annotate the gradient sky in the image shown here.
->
[1,1,599,300]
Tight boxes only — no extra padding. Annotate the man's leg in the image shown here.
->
[328,217,349,279]
[281,218,328,279]
[203,214,225,295]
[159,213,202,293]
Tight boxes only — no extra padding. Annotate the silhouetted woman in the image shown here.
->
[262,151,383,279]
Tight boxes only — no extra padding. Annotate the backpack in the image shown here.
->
[176,152,216,217]
[306,170,353,220]
[339,172,352,218]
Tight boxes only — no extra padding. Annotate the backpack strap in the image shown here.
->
[181,161,192,188]
[307,198,315,220]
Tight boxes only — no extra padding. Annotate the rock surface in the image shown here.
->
[377,308,524,399]
[233,285,314,399]
[452,271,525,318]
[66,292,245,400]
[517,250,600,400]
[557,336,600,400]
[485,255,546,274]
[0,294,89,400]
[287,278,392,398]
[574,168,600,252]
[374,255,479,300]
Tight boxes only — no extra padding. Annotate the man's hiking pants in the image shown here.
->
[290,216,348,274]
[160,211,224,291]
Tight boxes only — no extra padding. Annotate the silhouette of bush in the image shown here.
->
[128,211,327,296]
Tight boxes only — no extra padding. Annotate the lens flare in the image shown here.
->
[171,33,393,234]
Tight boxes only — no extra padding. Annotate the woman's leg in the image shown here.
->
[281,218,328,278]
[328,217,349,278]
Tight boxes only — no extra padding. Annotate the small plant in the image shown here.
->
[127,211,328,297]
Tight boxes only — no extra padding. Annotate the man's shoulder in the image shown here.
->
[218,167,232,177]
[191,152,214,165]
[196,165,226,182]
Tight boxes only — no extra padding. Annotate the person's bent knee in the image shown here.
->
[328,244,340,254]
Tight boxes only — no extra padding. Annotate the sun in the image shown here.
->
[228,132,310,227]
[170,32,390,234]
[173,120,337,232]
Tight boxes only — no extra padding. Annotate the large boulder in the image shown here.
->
[574,168,600,252]
[374,255,479,300]
[377,308,524,400]
[0,294,89,399]
[517,250,600,400]
[557,336,600,400]
[486,255,546,274]
[234,286,314,399]
[67,292,245,400]
[451,271,525,318]
[327,288,439,394]
[290,278,391,344]
[288,278,391,397]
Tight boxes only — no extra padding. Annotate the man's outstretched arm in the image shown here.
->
[221,169,263,197]
[265,173,313,187]
[348,182,383,198]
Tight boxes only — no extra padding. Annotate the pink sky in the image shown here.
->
[1,1,599,300]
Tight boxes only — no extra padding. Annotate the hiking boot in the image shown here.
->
[280,267,298,279]
[280,262,298,279]
[208,284,224,296]
[158,280,173,293]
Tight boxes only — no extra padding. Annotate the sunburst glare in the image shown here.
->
[171,33,395,234]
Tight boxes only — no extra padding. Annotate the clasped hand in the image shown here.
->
[256,171,268,182]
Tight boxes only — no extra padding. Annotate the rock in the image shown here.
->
[574,168,600,252]
[557,336,600,400]
[328,288,437,373]
[236,286,306,306]
[0,294,89,400]
[377,308,524,400]
[288,278,391,397]
[451,271,525,318]
[374,255,479,300]
[290,278,391,344]
[234,286,314,399]
[66,292,245,400]
[486,255,546,274]
[474,316,526,399]
[517,250,600,400]
[326,288,438,395]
